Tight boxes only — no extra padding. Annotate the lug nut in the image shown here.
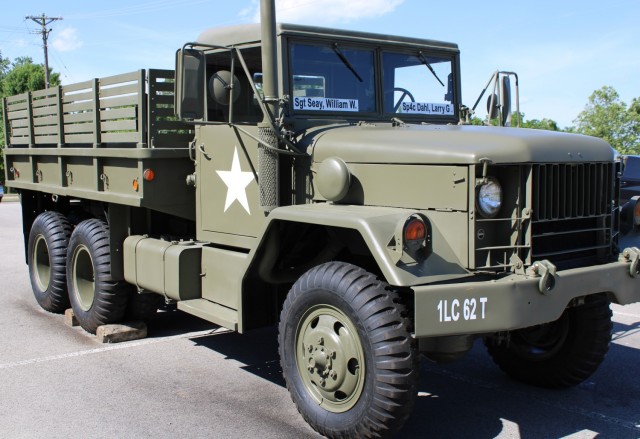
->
[317,337,324,345]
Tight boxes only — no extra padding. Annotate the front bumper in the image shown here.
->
[413,245,640,338]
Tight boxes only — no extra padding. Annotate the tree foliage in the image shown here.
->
[2,57,60,96]
[573,86,640,154]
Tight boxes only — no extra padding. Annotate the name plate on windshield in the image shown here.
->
[293,97,359,112]
[401,102,454,115]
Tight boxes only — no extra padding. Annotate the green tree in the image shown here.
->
[510,111,561,131]
[2,57,60,96]
[573,86,640,154]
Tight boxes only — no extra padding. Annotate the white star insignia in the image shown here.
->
[216,147,255,214]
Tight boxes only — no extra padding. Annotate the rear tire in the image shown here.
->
[279,262,418,439]
[27,211,72,313]
[66,219,128,334]
[485,293,612,388]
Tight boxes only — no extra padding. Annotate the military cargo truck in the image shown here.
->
[4,1,640,437]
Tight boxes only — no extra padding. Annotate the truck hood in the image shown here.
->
[307,124,614,165]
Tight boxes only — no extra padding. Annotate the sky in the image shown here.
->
[1,0,638,128]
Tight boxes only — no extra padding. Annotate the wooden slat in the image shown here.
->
[34,136,58,145]
[64,133,94,144]
[11,127,30,136]
[100,106,137,121]
[32,96,58,107]
[33,106,59,117]
[6,93,29,104]
[10,118,30,128]
[10,136,31,145]
[100,83,140,98]
[62,80,93,93]
[99,71,141,86]
[101,132,139,143]
[32,88,56,99]
[150,107,175,118]
[8,110,28,120]
[101,119,137,132]
[65,123,94,134]
[7,101,28,111]
[99,95,137,108]
[33,115,59,126]
[64,101,94,113]
[63,90,94,103]
[64,112,94,123]
[34,125,60,135]
[151,82,174,93]
[152,95,175,106]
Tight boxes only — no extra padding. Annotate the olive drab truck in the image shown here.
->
[3,1,640,437]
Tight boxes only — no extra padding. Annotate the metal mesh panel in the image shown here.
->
[258,124,279,211]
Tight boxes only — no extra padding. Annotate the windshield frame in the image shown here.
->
[285,36,461,123]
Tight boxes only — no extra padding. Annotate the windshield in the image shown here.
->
[290,42,376,113]
[382,51,454,116]
[288,42,456,118]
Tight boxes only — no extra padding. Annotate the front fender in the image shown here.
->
[257,203,470,287]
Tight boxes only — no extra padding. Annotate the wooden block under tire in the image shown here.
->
[96,321,147,343]
[64,309,79,327]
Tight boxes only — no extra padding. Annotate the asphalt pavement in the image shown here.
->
[1,199,639,438]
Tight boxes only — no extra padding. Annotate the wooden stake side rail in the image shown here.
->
[2,69,193,149]
[1,69,196,221]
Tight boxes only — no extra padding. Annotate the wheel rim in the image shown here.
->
[295,304,366,413]
[33,234,51,291]
[71,244,95,312]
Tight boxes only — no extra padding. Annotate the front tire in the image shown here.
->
[27,211,72,313]
[279,262,418,439]
[66,219,128,334]
[485,293,612,388]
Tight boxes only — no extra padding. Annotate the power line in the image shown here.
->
[25,13,63,89]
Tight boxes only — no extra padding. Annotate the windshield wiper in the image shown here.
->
[417,51,445,87]
[333,43,363,83]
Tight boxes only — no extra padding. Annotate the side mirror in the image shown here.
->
[486,93,500,120]
[175,48,205,120]
[500,76,512,126]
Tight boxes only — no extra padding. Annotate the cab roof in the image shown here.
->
[197,23,459,53]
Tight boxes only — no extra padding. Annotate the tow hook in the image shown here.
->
[527,260,557,295]
[621,247,640,278]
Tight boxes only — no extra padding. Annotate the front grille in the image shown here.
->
[473,162,617,272]
[531,163,614,267]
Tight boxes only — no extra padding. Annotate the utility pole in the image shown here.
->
[25,13,62,89]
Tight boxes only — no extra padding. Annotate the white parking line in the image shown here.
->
[0,328,228,371]
[613,311,640,319]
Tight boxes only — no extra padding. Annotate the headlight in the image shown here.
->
[477,177,502,218]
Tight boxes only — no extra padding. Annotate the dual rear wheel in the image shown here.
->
[27,213,156,334]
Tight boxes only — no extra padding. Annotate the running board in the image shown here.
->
[177,299,238,331]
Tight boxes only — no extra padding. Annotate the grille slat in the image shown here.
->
[531,163,613,267]
[533,163,612,221]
